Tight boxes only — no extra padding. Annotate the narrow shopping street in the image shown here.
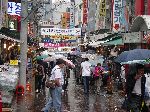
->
[1,0,150,112]
[10,70,126,112]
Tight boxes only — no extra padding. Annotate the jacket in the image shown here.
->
[126,73,146,99]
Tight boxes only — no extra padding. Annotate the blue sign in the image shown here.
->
[8,2,21,16]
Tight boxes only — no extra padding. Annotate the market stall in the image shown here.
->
[0,64,19,108]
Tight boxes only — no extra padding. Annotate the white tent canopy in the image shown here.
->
[89,40,105,47]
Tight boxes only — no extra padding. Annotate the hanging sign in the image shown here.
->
[112,0,122,32]
[99,0,106,16]
[8,2,21,16]
[70,1,75,28]
[10,60,18,65]
[41,28,81,36]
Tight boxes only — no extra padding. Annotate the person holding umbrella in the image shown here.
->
[123,64,148,112]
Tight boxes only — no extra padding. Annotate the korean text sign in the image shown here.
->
[41,28,81,36]
[112,0,122,32]
[8,2,21,16]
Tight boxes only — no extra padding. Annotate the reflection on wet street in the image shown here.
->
[12,71,126,112]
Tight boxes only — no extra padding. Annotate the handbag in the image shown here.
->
[45,80,56,88]
[45,68,57,88]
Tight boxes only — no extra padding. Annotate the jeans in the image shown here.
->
[35,75,43,91]
[82,76,90,94]
[42,86,62,112]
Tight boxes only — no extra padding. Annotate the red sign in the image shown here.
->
[83,0,88,25]
[44,43,69,48]
[135,0,144,16]
[114,24,120,30]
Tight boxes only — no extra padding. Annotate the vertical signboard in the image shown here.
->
[8,2,21,16]
[112,0,122,32]
[70,1,75,28]
[121,0,129,31]
[148,0,150,15]
[62,13,67,28]
[83,0,88,25]
[99,0,106,17]
[135,0,144,16]
[88,0,96,32]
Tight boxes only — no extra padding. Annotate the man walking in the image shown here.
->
[42,59,65,112]
[124,64,148,112]
[80,58,91,94]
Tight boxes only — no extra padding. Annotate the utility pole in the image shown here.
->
[19,0,28,89]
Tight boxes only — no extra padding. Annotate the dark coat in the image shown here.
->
[126,72,146,99]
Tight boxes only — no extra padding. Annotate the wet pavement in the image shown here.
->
[11,70,126,112]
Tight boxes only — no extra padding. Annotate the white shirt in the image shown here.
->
[81,61,91,76]
[50,65,64,85]
[121,66,126,81]
[132,77,141,95]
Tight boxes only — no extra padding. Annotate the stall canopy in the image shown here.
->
[0,27,20,42]
[103,38,123,45]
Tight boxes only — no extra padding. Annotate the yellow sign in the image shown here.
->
[62,16,67,28]
[10,60,18,65]
[99,0,106,16]
[51,35,76,40]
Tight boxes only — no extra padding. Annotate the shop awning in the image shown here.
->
[103,38,123,45]
[0,27,20,42]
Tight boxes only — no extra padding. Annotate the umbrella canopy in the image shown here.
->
[36,55,49,60]
[43,56,56,62]
[115,49,150,64]
[52,54,66,59]
[63,58,75,68]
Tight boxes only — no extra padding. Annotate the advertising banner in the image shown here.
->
[99,0,106,17]
[62,14,67,29]
[70,1,75,28]
[120,0,129,31]
[112,0,122,32]
[8,2,21,16]
[123,32,142,43]
[41,28,81,36]
[88,0,96,32]
[83,0,88,25]
[39,43,70,48]
[50,35,76,40]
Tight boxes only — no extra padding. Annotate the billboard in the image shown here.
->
[120,0,129,31]
[88,0,96,32]
[123,32,142,43]
[112,0,122,32]
[8,2,21,16]
[70,1,75,28]
[99,0,106,17]
[41,28,81,36]
[82,0,88,25]
[39,43,70,48]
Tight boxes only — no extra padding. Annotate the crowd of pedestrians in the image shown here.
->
[34,53,150,112]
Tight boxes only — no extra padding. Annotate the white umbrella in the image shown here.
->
[52,54,66,59]
[48,52,56,56]
[43,56,56,62]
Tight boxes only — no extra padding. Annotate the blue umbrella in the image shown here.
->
[115,49,150,63]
